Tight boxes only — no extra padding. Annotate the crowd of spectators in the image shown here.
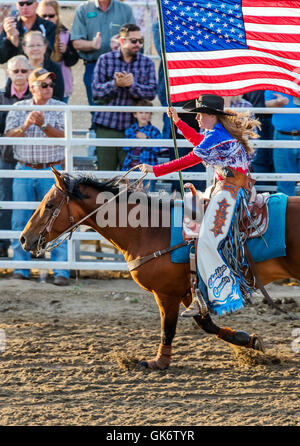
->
[0,0,299,282]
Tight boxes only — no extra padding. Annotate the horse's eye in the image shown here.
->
[45,202,54,210]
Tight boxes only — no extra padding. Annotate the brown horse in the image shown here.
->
[19,168,299,369]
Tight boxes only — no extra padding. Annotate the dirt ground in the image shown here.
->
[0,274,299,426]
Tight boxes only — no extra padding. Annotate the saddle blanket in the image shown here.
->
[170,193,288,264]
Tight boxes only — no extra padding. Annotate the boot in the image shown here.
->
[181,299,201,317]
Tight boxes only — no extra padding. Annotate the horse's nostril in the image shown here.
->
[20,235,26,247]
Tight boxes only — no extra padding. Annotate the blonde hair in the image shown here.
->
[217,110,261,155]
[37,0,62,63]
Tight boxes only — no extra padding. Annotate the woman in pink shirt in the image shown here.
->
[140,94,260,317]
[37,0,79,103]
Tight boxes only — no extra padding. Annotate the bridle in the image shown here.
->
[36,167,147,256]
[36,184,76,255]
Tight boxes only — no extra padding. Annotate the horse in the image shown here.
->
[19,168,300,369]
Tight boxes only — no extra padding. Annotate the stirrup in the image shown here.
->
[181,299,201,317]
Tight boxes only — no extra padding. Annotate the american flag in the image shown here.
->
[160,0,300,103]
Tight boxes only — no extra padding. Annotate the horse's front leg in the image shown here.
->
[140,292,180,370]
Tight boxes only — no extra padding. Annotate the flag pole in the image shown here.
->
[156,0,185,198]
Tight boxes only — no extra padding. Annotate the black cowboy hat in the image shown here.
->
[183,94,234,115]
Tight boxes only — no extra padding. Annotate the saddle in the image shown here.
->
[183,180,269,241]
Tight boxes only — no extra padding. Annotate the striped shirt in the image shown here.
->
[5,98,65,164]
[92,49,157,130]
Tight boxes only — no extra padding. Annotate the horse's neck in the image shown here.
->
[83,201,170,261]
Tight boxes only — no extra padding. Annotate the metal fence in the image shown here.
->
[1,104,300,272]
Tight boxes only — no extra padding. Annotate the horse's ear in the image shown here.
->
[51,166,66,191]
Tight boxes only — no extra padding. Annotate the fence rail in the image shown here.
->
[0,104,300,272]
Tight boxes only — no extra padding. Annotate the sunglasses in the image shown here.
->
[42,14,56,18]
[36,81,55,89]
[127,38,144,45]
[18,1,34,6]
[11,69,28,73]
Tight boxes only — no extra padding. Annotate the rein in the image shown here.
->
[36,166,147,256]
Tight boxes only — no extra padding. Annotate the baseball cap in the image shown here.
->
[28,67,56,88]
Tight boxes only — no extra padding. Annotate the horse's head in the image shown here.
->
[20,167,77,255]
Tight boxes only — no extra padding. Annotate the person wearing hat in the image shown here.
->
[140,94,260,317]
[5,67,70,286]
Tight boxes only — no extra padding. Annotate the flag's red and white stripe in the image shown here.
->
[167,0,300,102]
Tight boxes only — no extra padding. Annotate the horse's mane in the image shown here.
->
[61,173,176,214]
[62,172,149,200]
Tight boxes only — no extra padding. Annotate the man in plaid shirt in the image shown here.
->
[5,67,70,286]
[92,23,157,171]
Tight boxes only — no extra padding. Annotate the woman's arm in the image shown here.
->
[176,119,204,147]
[140,150,202,177]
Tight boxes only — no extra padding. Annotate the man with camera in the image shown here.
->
[0,0,55,63]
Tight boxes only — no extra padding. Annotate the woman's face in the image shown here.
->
[37,5,58,25]
[23,34,47,61]
[196,112,217,130]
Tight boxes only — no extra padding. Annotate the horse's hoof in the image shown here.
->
[138,361,149,368]
[250,334,265,353]
[138,360,169,370]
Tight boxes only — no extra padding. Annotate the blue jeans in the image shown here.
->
[83,62,96,106]
[83,62,96,129]
[273,130,300,196]
[12,163,70,279]
[0,158,16,251]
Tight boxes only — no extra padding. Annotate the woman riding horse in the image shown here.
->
[140,94,260,318]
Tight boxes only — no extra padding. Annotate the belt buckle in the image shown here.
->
[291,130,299,136]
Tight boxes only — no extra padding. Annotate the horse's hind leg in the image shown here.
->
[194,314,265,352]
[140,293,180,370]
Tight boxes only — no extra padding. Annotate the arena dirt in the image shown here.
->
[0,276,299,426]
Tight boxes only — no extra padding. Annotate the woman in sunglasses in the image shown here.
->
[22,30,64,101]
[37,0,79,103]
[0,0,55,64]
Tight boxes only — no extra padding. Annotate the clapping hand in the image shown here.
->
[136,131,147,139]
[110,33,120,51]
[114,71,134,87]
[92,32,101,50]
[58,41,67,54]
[24,111,44,129]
